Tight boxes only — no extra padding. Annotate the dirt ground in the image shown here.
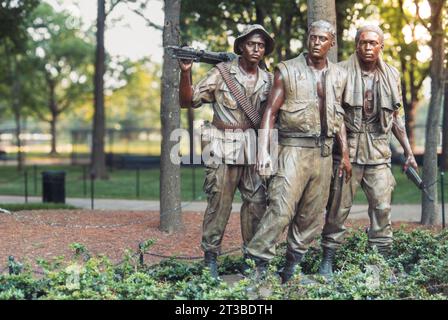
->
[0,209,441,271]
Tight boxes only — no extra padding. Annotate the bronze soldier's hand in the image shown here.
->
[403,154,418,172]
[178,59,193,72]
[257,149,273,176]
[339,156,352,183]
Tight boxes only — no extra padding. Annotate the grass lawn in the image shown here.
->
[0,164,445,204]
[0,165,206,201]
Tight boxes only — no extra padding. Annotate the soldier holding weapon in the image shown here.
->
[176,24,275,279]
[319,25,419,279]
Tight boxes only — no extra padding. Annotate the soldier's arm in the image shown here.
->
[179,60,194,108]
[336,122,352,182]
[392,111,418,171]
[257,69,285,174]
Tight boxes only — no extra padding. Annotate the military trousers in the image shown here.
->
[246,146,333,261]
[201,163,266,254]
[321,163,396,249]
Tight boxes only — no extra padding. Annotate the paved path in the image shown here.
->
[0,195,444,224]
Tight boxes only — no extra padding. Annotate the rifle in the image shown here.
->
[399,154,433,201]
[166,45,269,70]
[166,45,238,65]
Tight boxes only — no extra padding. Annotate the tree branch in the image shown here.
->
[399,0,411,26]
[414,0,430,31]
[128,3,163,30]
[56,100,72,115]
[416,67,430,90]
[105,0,125,18]
[254,3,265,25]
[30,107,50,123]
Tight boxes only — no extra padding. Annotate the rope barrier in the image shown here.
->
[0,243,243,276]
[143,247,241,261]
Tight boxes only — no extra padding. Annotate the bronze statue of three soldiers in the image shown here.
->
[178,20,417,281]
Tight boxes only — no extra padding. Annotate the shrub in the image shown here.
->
[0,228,447,300]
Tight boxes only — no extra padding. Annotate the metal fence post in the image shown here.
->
[24,170,28,204]
[136,167,140,198]
[441,171,445,229]
[33,165,37,195]
[83,165,87,197]
[192,166,196,200]
[90,173,95,210]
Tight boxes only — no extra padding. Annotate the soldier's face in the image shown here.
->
[240,33,266,64]
[356,31,383,63]
[307,28,334,59]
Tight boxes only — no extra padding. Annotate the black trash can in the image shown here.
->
[42,171,66,203]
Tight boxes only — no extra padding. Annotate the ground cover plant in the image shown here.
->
[0,227,447,300]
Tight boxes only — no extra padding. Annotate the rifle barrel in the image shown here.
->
[166,45,238,65]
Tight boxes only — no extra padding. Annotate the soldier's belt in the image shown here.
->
[278,134,333,147]
[351,122,381,133]
[278,133,333,157]
[212,117,253,131]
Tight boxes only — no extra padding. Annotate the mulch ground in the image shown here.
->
[0,209,442,271]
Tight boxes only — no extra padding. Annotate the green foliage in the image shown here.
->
[0,228,447,300]
[146,258,203,282]
[181,0,309,64]
[25,3,95,123]
[0,0,40,52]
[104,60,162,129]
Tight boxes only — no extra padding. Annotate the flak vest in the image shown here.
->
[338,57,401,136]
[276,54,347,144]
[337,56,402,164]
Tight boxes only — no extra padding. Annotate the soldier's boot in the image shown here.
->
[240,253,252,276]
[377,246,391,259]
[204,251,218,279]
[373,246,398,284]
[318,247,336,279]
[241,254,268,280]
[279,250,303,284]
[255,258,269,280]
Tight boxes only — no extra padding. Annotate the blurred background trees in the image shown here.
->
[0,0,446,225]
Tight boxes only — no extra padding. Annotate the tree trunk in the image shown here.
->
[441,67,448,171]
[13,98,23,172]
[50,112,57,155]
[5,44,24,171]
[160,0,182,233]
[307,0,337,63]
[91,0,108,179]
[48,80,58,155]
[12,59,23,171]
[421,0,445,225]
